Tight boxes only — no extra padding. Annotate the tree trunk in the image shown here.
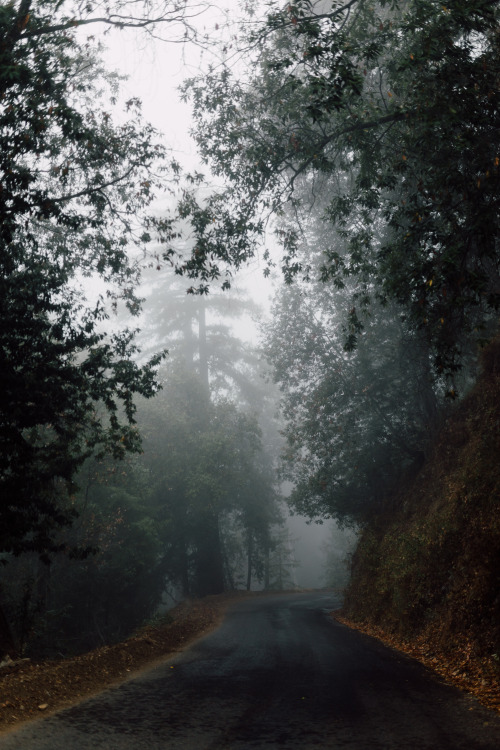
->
[0,592,16,659]
[194,511,225,597]
[246,533,253,591]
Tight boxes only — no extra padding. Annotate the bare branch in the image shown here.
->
[20,1,212,40]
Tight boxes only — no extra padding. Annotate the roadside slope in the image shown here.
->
[0,593,248,732]
[341,337,500,712]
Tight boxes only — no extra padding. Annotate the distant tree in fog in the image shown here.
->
[138,363,283,596]
[264,278,442,525]
[137,267,263,405]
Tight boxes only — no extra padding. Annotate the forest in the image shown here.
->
[0,0,499,682]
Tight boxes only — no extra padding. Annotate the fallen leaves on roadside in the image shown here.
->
[0,592,249,733]
[332,610,500,714]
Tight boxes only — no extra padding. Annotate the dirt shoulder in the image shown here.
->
[0,591,251,733]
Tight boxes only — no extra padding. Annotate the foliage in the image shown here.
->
[0,0,286,657]
[0,451,165,655]
[262,214,443,524]
[177,0,500,381]
[133,257,285,596]
[320,522,357,590]
[0,0,177,558]
[138,364,282,596]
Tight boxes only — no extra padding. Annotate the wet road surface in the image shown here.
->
[1,591,500,749]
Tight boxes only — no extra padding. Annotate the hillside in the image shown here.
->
[340,337,500,711]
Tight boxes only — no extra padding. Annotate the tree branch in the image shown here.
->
[50,165,137,204]
[20,2,211,39]
[286,110,413,188]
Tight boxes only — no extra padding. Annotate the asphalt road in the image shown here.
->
[1,591,500,749]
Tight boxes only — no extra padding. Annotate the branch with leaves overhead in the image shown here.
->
[178,0,500,384]
[10,0,212,42]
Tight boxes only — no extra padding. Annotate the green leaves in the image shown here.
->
[0,1,168,558]
[180,0,500,380]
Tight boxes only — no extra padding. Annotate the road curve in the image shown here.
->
[1,591,500,749]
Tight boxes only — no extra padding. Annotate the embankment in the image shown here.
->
[340,338,500,711]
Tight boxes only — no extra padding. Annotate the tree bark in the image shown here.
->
[0,592,17,659]
[194,511,225,597]
[246,533,253,591]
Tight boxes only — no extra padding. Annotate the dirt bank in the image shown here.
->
[0,592,249,732]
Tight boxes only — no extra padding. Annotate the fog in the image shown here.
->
[286,516,332,590]
[1,0,438,659]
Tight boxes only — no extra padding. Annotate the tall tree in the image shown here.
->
[135,267,277,595]
[138,364,277,596]
[137,266,263,404]
[265,281,440,525]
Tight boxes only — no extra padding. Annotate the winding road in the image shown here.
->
[1,591,500,749]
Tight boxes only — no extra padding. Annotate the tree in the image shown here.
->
[259,163,451,524]
[0,0,177,561]
[136,266,263,405]
[0,0,202,654]
[264,264,444,525]
[321,523,357,590]
[0,452,165,656]
[221,415,282,591]
[134,265,274,595]
[176,0,500,384]
[264,525,299,591]
[138,364,279,596]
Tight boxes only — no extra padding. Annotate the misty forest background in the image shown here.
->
[0,0,499,679]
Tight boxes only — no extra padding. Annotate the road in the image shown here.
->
[1,591,500,749]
